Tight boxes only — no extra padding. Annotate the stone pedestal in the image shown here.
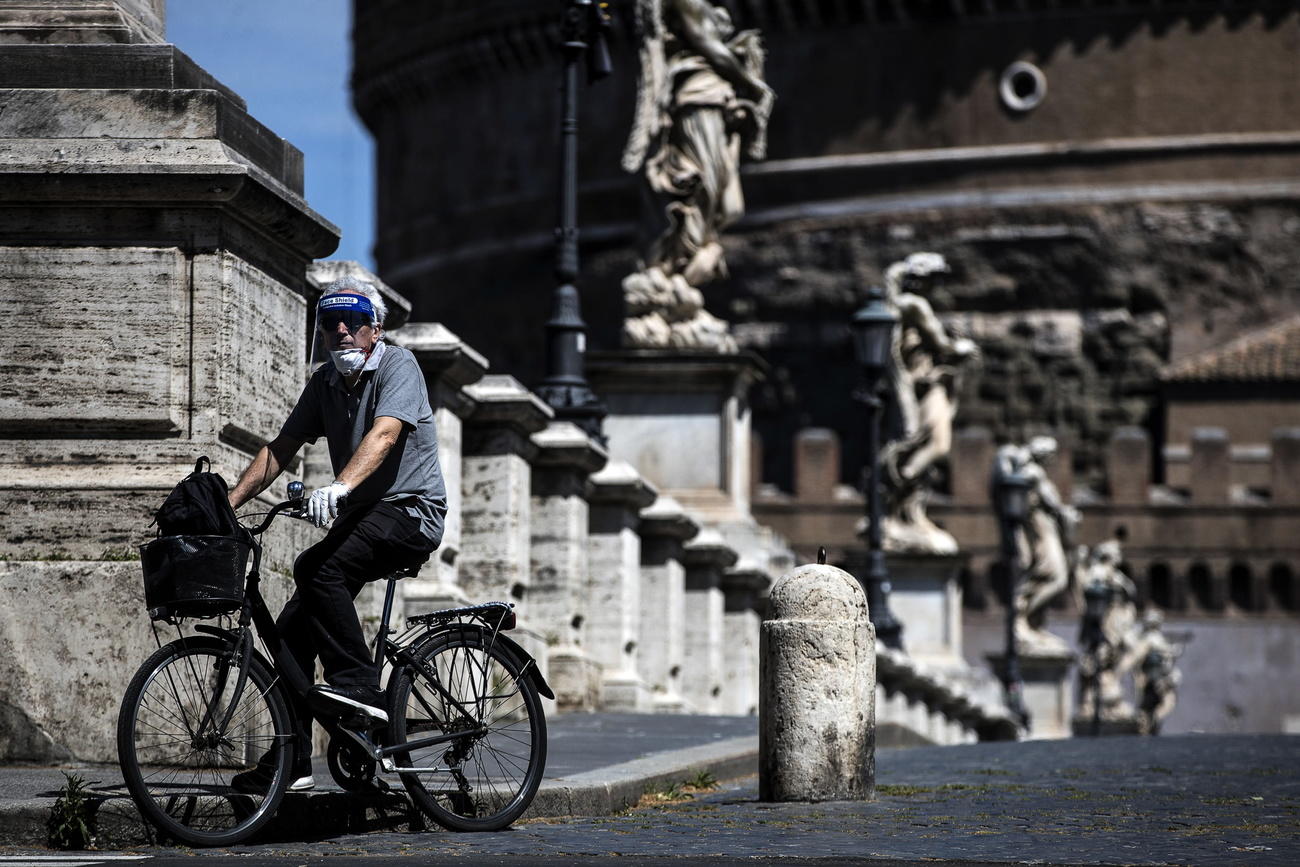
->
[721,562,769,716]
[988,649,1076,740]
[883,552,968,673]
[530,422,607,712]
[1070,715,1142,737]
[0,36,337,761]
[638,495,699,713]
[587,460,657,711]
[587,351,764,525]
[388,322,489,614]
[681,529,738,713]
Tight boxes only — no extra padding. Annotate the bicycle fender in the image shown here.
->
[492,632,556,701]
[193,624,276,673]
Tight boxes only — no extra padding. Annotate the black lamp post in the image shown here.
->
[1080,577,1112,737]
[535,0,611,443]
[851,286,904,650]
[993,465,1033,730]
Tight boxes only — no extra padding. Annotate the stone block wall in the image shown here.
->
[0,23,337,761]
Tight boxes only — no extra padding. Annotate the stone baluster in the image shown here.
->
[794,428,840,502]
[680,528,738,713]
[587,460,658,711]
[952,427,995,505]
[460,375,553,620]
[1272,428,1300,506]
[387,322,488,613]
[1107,426,1150,505]
[1190,427,1231,505]
[721,561,769,716]
[638,495,699,713]
[530,421,607,712]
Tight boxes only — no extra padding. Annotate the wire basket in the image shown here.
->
[140,534,251,620]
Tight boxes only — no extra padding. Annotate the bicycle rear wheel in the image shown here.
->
[116,636,293,846]
[387,630,546,831]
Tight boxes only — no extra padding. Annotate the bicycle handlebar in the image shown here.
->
[244,480,307,536]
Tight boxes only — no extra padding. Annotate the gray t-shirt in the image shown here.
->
[280,342,446,547]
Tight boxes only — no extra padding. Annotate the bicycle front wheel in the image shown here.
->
[388,630,546,831]
[116,636,293,846]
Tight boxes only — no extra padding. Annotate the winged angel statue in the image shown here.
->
[620,0,774,352]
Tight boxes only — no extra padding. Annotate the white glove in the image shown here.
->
[306,481,350,527]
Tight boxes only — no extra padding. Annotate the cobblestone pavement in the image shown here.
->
[6,734,1298,865]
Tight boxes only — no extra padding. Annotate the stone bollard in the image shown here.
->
[760,563,875,801]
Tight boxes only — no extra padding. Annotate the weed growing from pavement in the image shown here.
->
[47,772,95,850]
[632,771,723,809]
[972,768,1013,776]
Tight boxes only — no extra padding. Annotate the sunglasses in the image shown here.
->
[319,311,374,333]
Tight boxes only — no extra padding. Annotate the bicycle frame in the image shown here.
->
[159,496,520,772]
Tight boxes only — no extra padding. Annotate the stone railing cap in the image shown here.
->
[722,561,770,594]
[389,322,489,389]
[589,459,658,508]
[464,375,553,432]
[307,260,412,330]
[531,421,608,473]
[682,527,740,568]
[638,495,700,540]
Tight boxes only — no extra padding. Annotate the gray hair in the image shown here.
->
[321,275,388,326]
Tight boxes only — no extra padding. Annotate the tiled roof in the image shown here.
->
[1161,315,1300,383]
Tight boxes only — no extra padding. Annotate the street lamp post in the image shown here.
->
[993,465,1033,730]
[851,286,904,650]
[535,0,611,443]
[1080,577,1112,737]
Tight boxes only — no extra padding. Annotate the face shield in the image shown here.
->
[309,292,381,376]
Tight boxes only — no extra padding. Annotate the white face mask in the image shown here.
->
[329,347,368,375]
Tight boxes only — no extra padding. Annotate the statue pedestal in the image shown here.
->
[884,552,967,672]
[586,350,765,527]
[988,649,1075,740]
[1071,714,1141,737]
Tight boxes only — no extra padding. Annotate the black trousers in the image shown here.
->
[277,500,436,751]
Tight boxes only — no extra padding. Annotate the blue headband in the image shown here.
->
[318,292,376,321]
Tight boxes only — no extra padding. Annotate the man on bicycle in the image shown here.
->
[227,275,446,790]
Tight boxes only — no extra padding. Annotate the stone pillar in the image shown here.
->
[460,375,552,611]
[530,421,607,712]
[1190,427,1231,505]
[760,563,875,801]
[681,529,738,713]
[1107,427,1150,505]
[0,37,337,762]
[794,428,839,502]
[952,427,995,505]
[721,562,769,716]
[587,460,657,711]
[987,649,1075,740]
[1271,428,1300,506]
[638,495,699,713]
[388,323,488,612]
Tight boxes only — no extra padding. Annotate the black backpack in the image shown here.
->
[153,456,241,537]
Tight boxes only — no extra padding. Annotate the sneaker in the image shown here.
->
[231,750,314,794]
[311,684,388,724]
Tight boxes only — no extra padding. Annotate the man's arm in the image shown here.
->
[228,434,305,510]
[335,416,405,489]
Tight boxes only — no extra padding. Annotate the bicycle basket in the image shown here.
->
[139,534,251,620]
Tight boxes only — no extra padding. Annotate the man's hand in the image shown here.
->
[306,481,350,527]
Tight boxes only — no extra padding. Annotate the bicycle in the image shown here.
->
[116,482,550,846]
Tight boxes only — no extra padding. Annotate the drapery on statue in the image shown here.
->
[620,0,774,352]
[1075,538,1139,722]
[877,252,978,554]
[993,436,1080,654]
[1126,610,1183,734]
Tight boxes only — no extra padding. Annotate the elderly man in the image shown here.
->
[226,275,446,790]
